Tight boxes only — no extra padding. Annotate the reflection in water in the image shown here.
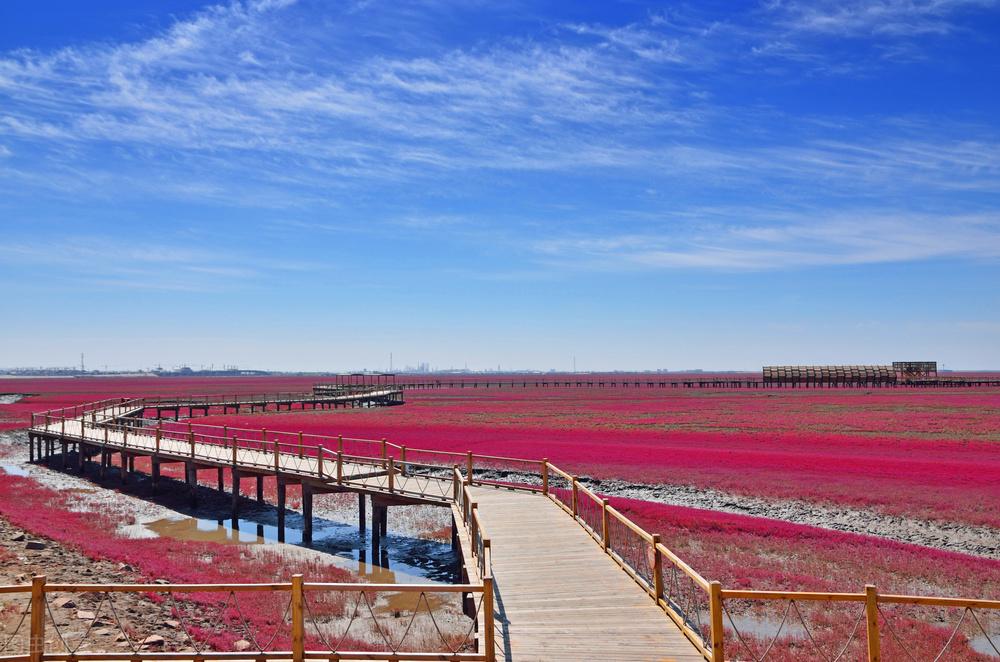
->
[144,514,459,585]
[0,464,30,476]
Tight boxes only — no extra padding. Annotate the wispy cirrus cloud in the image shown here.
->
[766,0,998,37]
[0,0,998,279]
[531,211,1000,270]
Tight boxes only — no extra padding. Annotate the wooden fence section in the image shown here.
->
[19,397,1000,661]
[0,575,493,662]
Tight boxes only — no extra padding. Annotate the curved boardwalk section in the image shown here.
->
[471,487,704,661]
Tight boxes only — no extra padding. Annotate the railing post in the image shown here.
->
[866,584,881,662]
[30,412,34,428]
[709,580,724,662]
[274,440,280,471]
[336,452,343,484]
[651,534,664,600]
[123,425,128,448]
[381,438,387,459]
[291,574,304,662]
[453,465,459,501]
[155,427,161,454]
[232,436,238,465]
[571,477,579,517]
[541,459,549,495]
[189,428,194,458]
[262,428,268,452]
[466,451,474,485]
[601,499,610,550]
[483,575,496,662]
[317,445,324,478]
[29,574,46,662]
[388,457,395,493]
[399,445,407,476]
[338,435,343,455]
[298,432,304,458]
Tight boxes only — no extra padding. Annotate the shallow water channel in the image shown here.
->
[137,512,461,585]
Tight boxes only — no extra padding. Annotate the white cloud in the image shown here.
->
[767,0,998,37]
[532,212,1000,270]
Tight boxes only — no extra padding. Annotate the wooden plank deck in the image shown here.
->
[470,487,704,662]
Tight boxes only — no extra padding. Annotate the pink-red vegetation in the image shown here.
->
[0,475,354,650]
[191,387,1000,527]
[612,498,1000,661]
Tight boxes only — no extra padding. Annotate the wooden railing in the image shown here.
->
[0,575,493,662]
[25,397,1000,661]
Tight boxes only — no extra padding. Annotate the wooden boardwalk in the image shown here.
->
[470,487,705,661]
[27,397,708,662]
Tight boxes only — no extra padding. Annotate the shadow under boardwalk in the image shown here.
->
[469,487,705,662]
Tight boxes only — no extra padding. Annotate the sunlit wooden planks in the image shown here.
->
[470,488,704,662]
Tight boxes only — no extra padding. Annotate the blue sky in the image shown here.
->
[1,0,998,371]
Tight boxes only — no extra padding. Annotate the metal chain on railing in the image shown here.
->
[664,564,706,638]
[302,589,481,655]
[0,596,30,653]
[787,600,865,662]
[723,599,793,662]
[878,604,997,662]
[225,590,292,653]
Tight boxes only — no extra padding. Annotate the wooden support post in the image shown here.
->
[466,451,474,485]
[291,574,304,662]
[317,446,324,478]
[709,580,724,662]
[29,575,45,662]
[302,484,313,544]
[276,478,286,542]
[29,434,35,462]
[217,467,224,492]
[155,426,161,454]
[866,584,881,662]
[151,458,160,494]
[256,475,264,502]
[232,468,241,518]
[186,462,198,507]
[274,440,280,472]
[388,457,395,493]
[380,504,387,536]
[298,432,304,458]
[120,452,128,485]
[359,493,366,532]
[371,503,381,550]
[337,435,343,455]
[483,575,496,662]
[336,452,343,484]
[399,445,406,476]
[381,438,387,459]
[541,459,549,495]
[601,499,610,550]
[571,477,579,517]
